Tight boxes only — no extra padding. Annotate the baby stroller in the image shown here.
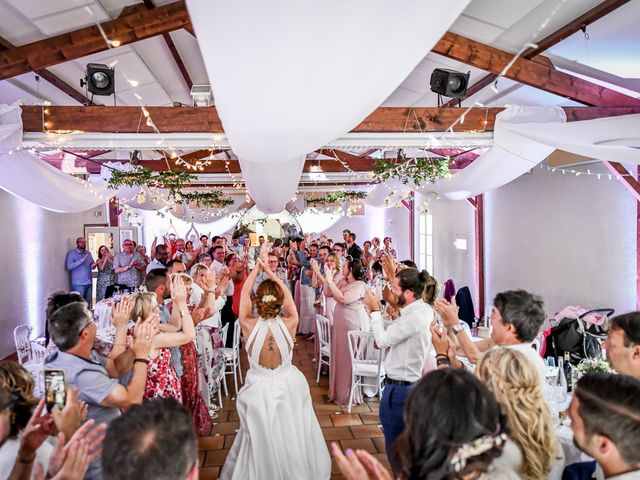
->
[542,308,614,366]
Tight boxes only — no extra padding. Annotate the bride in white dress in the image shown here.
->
[221,247,331,480]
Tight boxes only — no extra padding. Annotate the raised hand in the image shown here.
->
[132,318,153,358]
[259,241,271,263]
[363,290,382,314]
[324,267,334,284]
[52,387,87,443]
[430,321,450,356]
[202,269,217,292]
[19,399,54,460]
[171,275,188,305]
[192,307,211,325]
[310,258,320,272]
[434,297,459,329]
[110,296,132,330]
[217,272,230,293]
[380,254,395,281]
[331,443,392,480]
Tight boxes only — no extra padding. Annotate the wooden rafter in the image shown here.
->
[0,1,190,80]
[0,36,92,105]
[433,32,640,107]
[22,105,640,134]
[315,149,374,171]
[443,0,634,108]
[141,0,194,90]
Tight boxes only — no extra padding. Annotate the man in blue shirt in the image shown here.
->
[65,237,95,305]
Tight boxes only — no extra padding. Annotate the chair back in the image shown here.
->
[30,343,47,365]
[14,325,32,365]
[315,315,331,349]
[232,321,241,351]
[347,330,379,366]
[221,323,229,346]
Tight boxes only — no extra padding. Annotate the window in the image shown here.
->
[418,211,433,273]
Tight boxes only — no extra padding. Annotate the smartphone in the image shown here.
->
[44,369,66,412]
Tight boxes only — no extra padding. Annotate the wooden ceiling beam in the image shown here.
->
[0,36,92,105]
[315,149,375,171]
[433,31,640,107]
[21,105,640,133]
[141,0,194,90]
[442,0,634,108]
[0,1,190,80]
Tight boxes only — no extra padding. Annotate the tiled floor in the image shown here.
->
[197,336,391,479]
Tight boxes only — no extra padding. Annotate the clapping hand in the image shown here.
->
[19,399,54,458]
[171,275,188,305]
[110,296,132,330]
[363,290,382,314]
[331,443,392,480]
[324,267,334,284]
[309,258,320,273]
[52,387,87,443]
[217,272,230,293]
[202,270,217,292]
[192,307,212,325]
[433,297,459,329]
[132,317,154,358]
[380,254,395,281]
[259,241,271,263]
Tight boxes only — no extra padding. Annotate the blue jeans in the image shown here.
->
[71,284,93,306]
[379,383,413,472]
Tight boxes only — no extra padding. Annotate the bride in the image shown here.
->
[221,244,331,480]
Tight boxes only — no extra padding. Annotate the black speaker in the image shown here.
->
[82,63,115,96]
[430,68,470,98]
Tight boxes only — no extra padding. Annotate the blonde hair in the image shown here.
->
[171,273,193,287]
[324,253,340,273]
[191,263,209,277]
[477,348,559,480]
[0,361,36,437]
[129,291,158,322]
[254,280,284,319]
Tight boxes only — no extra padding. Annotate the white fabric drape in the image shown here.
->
[0,104,110,213]
[425,105,566,200]
[186,0,471,212]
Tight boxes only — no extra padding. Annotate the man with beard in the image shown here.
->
[146,269,182,377]
[567,373,640,480]
[364,267,437,470]
[65,236,95,304]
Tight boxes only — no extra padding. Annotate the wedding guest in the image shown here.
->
[167,259,186,274]
[253,253,279,294]
[333,369,517,480]
[364,268,438,469]
[346,232,362,260]
[44,290,83,347]
[477,348,562,480]
[435,289,547,380]
[604,312,640,378]
[114,240,146,290]
[45,302,153,479]
[135,244,150,269]
[238,238,256,271]
[199,235,210,251]
[324,258,369,407]
[567,373,640,479]
[361,241,374,269]
[230,257,248,319]
[371,236,382,259]
[102,398,198,480]
[173,239,197,271]
[332,242,346,262]
[381,236,398,259]
[229,237,243,255]
[146,245,169,273]
[311,253,342,323]
[65,237,94,305]
[212,246,236,348]
[127,282,195,401]
[95,245,115,302]
[197,253,213,269]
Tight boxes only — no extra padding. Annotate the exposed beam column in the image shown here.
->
[467,195,485,319]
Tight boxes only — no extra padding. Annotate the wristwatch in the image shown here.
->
[452,324,464,335]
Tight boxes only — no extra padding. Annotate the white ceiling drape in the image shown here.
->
[186,0,471,212]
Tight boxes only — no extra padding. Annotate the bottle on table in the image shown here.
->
[563,351,573,393]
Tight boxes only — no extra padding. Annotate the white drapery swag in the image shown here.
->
[185,0,471,213]
[0,104,110,213]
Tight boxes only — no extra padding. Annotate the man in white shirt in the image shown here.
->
[364,268,436,471]
[567,372,640,480]
[146,245,169,273]
[435,289,547,381]
[603,312,640,379]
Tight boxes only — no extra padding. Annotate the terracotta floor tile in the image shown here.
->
[198,436,225,450]
[339,438,377,454]
[372,437,387,453]
[211,422,240,435]
[197,450,205,467]
[317,415,334,427]
[350,424,384,439]
[330,413,363,426]
[198,466,220,480]
[204,449,229,467]
[359,412,380,425]
[323,426,354,441]
[223,434,236,449]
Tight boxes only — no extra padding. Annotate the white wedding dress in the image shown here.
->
[221,316,331,480]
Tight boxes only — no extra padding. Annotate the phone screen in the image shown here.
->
[44,369,66,412]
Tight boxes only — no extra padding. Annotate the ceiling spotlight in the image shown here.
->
[430,68,470,98]
[190,85,213,107]
[81,63,115,96]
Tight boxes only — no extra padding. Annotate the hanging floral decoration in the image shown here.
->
[372,149,452,186]
[108,167,233,209]
[305,191,367,207]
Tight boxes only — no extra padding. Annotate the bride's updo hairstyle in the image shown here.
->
[396,268,439,305]
[255,280,284,319]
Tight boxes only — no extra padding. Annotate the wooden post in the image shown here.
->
[474,195,485,318]
[108,197,119,227]
[401,192,415,262]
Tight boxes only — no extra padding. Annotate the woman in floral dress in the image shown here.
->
[127,276,196,401]
[95,245,115,302]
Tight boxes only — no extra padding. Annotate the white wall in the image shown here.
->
[484,164,637,316]
[0,190,102,358]
[416,194,477,307]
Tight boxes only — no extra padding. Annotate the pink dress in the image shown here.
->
[327,279,369,407]
[313,272,342,364]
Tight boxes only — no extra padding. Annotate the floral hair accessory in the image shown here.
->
[261,294,277,303]
[450,430,507,473]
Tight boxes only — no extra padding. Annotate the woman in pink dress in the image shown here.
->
[323,257,369,407]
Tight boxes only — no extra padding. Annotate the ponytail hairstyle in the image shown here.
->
[396,268,439,305]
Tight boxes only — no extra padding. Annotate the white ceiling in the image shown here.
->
[0,0,638,111]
